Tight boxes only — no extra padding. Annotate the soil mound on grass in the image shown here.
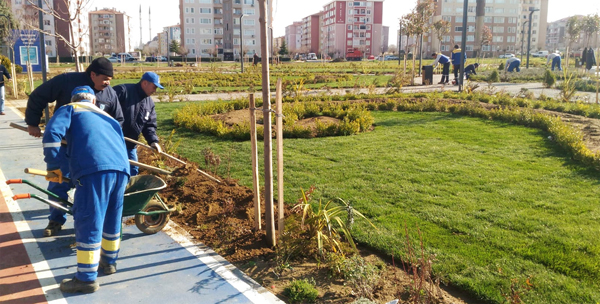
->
[211,108,341,132]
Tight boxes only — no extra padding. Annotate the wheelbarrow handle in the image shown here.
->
[12,193,31,200]
[6,179,22,184]
[24,168,72,184]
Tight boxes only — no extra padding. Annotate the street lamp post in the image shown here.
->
[526,8,540,69]
[240,14,244,72]
[520,20,529,62]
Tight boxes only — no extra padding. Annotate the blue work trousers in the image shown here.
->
[507,61,521,72]
[47,146,72,225]
[73,170,128,282]
[552,56,562,71]
[127,148,139,176]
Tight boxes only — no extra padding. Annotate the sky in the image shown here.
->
[91,0,600,47]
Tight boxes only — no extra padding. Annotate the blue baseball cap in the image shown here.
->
[71,85,95,97]
[141,72,164,89]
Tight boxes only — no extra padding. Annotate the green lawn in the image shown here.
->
[158,101,599,303]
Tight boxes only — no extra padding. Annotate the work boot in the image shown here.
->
[59,277,99,294]
[43,221,62,237]
[99,261,117,275]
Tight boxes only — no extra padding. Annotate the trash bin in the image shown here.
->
[422,65,434,85]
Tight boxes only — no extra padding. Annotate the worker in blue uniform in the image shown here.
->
[464,63,479,80]
[42,86,130,293]
[114,72,163,176]
[451,45,467,85]
[25,57,124,237]
[430,52,451,85]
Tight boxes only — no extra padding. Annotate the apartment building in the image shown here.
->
[320,0,384,59]
[544,15,599,52]
[285,21,302,53]
[89,8,131,55]
[301,14,321,54]
[10,0,90,57]
[179,0,272,60]
[425,0,548,57]
[381,25,389,53]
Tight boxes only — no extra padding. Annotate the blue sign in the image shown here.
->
[13,29,47,73]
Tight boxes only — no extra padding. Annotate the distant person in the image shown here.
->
[464,63,479,80]
[451,44,466,85]
[546,51,562,71]
[253,53,260,66]
[586,48,596,71]
[430,52,451,85]
[113,72,163,176]
[506,57,521,72]
[581,47,588,67]
[43,86,129,293]
[0,62,11,115]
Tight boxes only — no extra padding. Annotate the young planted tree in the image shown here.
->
[433,19,450,52]
[480,26,492,60]
[404,0,435,84]
[565,16,582,69]
[0,1,19,41]
[25,0,92,71]
[581,14,600,48]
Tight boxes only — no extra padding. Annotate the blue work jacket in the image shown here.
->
[113,82,158,150]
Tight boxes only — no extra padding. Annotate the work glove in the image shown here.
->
[151,142,163,154]
[45,169,63,184]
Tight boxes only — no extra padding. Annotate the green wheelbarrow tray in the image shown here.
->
[8,175,175,235]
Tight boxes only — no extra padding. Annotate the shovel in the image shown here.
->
[10,122,172,175]
[124,137,221,183]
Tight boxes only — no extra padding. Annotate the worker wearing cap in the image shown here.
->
[113,72,163,176]
[430,52,451,85]
[26,57,124,237]
[464,63,479,80]
[42,85,129,293]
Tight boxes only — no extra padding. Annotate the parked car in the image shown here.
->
[499,53,515,58]
[117,53,136,61]
[145,56,168,62]
[384,55,399,61]
[307,53,318,60]
[531,51,549,58]
[107,56,121,63]
[367,55,375,60]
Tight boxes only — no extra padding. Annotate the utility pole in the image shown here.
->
[526,8,540,69]
[458,0,468,91]
[240,14,244,72]
[398,21,402,66]
[520,21,529,62]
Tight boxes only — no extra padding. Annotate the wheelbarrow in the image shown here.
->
[7,169,175,234]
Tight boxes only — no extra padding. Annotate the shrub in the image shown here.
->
[283,279,318,303]
[542,69,556,88]
[488,70,500,83]
[498,62,505,70]
[328,254,381,300]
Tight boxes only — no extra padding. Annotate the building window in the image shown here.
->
[199,8,212,13]
[243,19,255,25]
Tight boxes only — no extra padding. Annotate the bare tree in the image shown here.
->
[178,46,189,63]
[581,14,600,48]
[433,19,450,53]
[26,0,91,71]
[480,26,492,59]
[565,16,582,68]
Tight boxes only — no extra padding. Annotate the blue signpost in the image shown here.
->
[13,30,47,73]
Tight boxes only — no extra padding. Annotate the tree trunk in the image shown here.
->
[10,64,17,97]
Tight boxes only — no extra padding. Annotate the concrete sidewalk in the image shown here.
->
[0,106,283,303]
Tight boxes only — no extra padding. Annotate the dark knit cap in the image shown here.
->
[86,57,114,77]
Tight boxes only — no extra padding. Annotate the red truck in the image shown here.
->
[346,48,363,61]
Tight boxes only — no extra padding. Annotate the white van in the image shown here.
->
[531,51,548,58]
[117,53,135,61]
[307,53,317,60]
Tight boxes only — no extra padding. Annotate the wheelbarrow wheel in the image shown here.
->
[135,200,169,234]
